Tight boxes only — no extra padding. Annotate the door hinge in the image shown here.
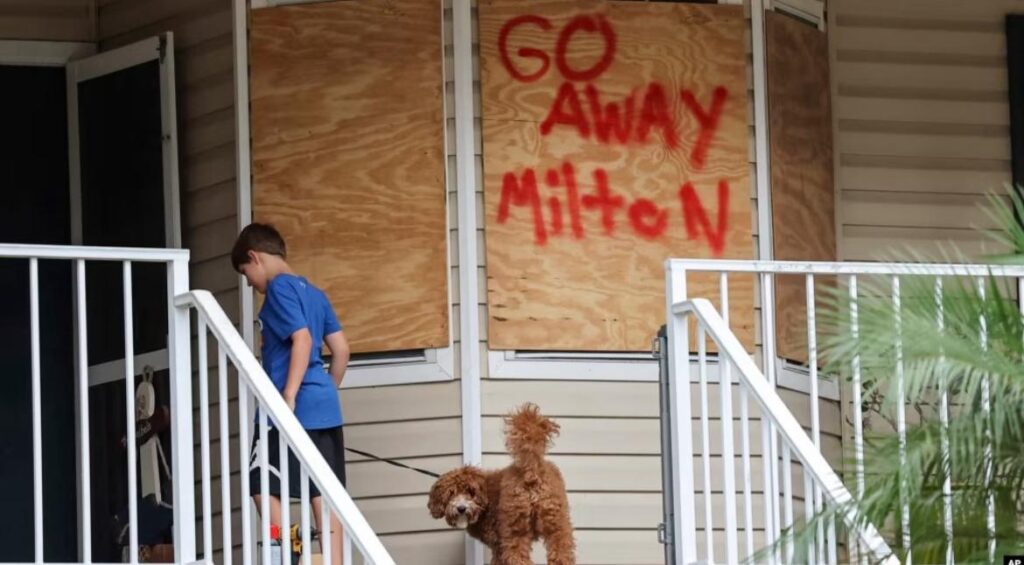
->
[658,522,672,545]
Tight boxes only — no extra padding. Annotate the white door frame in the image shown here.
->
[66,33,181,251]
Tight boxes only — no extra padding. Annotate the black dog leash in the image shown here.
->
[345,447,440,478]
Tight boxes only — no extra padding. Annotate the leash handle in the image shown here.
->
[345,447,440,478]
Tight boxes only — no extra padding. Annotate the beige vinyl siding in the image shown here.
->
[0,0,94,42]
[831,0,1018,260]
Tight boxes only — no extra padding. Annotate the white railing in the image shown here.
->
[177,290,395,565]
[3,243,195,564]
[664,259,1024,565]
[4,243,392,565]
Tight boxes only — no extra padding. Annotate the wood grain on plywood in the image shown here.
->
[480,1,755,351]
[251,0,448,353]
[766,12,835,363]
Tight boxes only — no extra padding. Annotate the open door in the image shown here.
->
[66,33,180,562]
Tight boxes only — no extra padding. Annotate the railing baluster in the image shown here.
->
[719,272,739,564]
[803,467,814,565]
[75,259,92,563]
[123,262,139,564]
[301,469,312,565]
[827,516,837,565]
[260,410,271,565]
[760,395,775,565]
[806,274,825,565]
[978,278,995,563]
[893,276,910,561]
[30,258,44,563]
[697,324,714,563]
[321,498,332,565]
[739,387,754,559]
[781,444,793,564]
[198,318,213,560]
[239,385,253,565]
[219,345,232,565]
[936,278,954,565]
[281,431,291,564]
[343,530,353,565]
[849,275,865,564]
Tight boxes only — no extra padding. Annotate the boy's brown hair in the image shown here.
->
[231,223,287,272]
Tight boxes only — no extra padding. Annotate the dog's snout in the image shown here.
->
[456,504,468,514]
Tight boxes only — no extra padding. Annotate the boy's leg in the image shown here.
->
[311,497,344,565]
[251,494,285,528]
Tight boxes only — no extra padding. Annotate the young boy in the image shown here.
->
[231,223,349,565]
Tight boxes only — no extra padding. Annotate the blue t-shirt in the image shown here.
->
[259,273,343,429]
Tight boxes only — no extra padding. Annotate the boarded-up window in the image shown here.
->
[250,0,448,354]
[480,0,755,352]
[767,12,836,364]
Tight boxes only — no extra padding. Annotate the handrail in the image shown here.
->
[668,258,1024,277]
[673,298,898,565]
[175,290,395,565]
[0,242,190,262]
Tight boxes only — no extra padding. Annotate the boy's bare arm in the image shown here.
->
[324,330,350,388]
[283,328,314,410]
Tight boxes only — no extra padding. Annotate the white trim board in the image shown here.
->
[487,350,841,401]
[0,40,94,66]
[338,346,455,389]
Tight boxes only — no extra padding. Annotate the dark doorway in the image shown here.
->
[0,64,78,563]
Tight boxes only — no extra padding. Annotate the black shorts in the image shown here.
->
[249,425,346,499]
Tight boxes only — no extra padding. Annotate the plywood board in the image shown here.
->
[766,12,836,363]
[480,1,755,351]
[250,0,448,353]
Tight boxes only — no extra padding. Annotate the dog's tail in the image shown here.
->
[504,403,559,472]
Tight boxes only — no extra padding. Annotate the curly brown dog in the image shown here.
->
[427,403,575,564]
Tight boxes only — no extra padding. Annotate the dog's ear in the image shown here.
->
[427,481,447,519]
[468,468,489,507]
